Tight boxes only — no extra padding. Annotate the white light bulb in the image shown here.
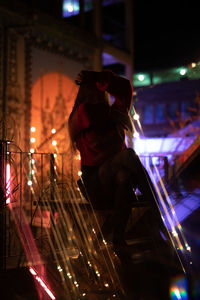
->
[180,68,186,76]
[30,137,36,143]
[65,3,73,12]
[51,128,56,134]
[133,113,140,121]
[138,74,144,81]
[30,127,36,132]
[52,140,57,146]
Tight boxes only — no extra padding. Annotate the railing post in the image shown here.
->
[0,140,7,271]
[164,156,169,184]
[50,154,56,213]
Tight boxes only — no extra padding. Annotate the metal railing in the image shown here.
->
[1,146,169,271]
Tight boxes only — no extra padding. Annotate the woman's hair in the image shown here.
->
[68,80,133,151]
[70,81,108,115]
[68,82,108,149]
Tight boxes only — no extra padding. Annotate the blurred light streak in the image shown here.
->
[29,267,56,300]
[153,165,191,252]
[6,163,11,204]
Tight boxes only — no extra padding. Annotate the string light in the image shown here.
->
[104,283,109,288]
[78,171,82,176]
[52,140,57,146]
[30,137,36,143]
[27,180,32,186]
[30,127,36,132]
[30,148,35,153]
[51,128,56,134]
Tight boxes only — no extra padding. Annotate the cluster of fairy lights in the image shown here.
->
[132,110,192,267]
[5,129,123,299]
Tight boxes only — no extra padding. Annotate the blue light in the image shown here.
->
[62,0,80,17]
[133,137,194,157]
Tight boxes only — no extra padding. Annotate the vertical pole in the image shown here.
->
[164,156,169,184]
[50,154,55,216]
[0,141,7,271]
[2,27,8,141]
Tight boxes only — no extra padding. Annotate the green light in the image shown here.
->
[179,68,187,76]
[134,73,151,86]
[138,74,145,81]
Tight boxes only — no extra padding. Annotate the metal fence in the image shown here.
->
[1,143,169,271]
[1,142,178,299]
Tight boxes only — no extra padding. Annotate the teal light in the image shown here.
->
[62,0,80,17]
[134,73,151,87]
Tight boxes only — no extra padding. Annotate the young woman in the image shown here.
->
[68,69,163,259]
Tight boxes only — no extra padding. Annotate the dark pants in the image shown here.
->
[81,148,160,245]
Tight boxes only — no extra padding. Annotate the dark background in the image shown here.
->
[134,0,200,70]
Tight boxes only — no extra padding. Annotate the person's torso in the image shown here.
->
[76,106,126,166]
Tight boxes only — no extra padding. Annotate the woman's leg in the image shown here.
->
[112,168,136,245]
[108,149,159,208]
[98,161,136,245]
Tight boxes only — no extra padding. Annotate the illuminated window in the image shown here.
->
[181,101,190,120]
[62,0,93,18]
[167,103,178,121]
[143,105,153,124]
[155,103,165,123]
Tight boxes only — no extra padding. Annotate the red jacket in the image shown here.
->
[69,70,133,166]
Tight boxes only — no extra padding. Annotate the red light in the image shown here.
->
[29,267,56,299]
[6,164,11,204]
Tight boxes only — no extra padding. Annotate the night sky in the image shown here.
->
[134,0,200,71]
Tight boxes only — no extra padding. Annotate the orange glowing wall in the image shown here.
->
[31,71,78,153]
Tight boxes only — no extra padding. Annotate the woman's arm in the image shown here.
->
[95,70,133,111]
